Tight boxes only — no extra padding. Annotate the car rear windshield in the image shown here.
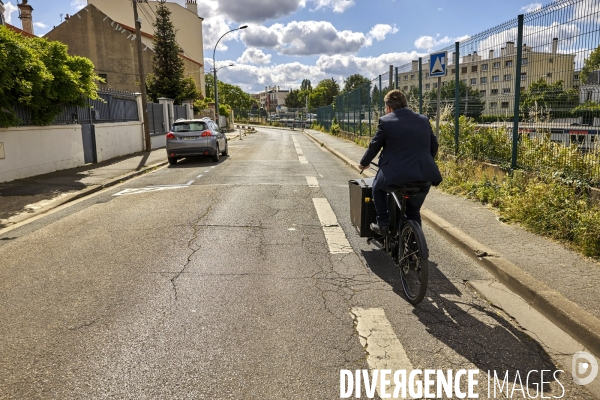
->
[172,122,208,132]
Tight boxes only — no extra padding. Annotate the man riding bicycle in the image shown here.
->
[358,89,442,236]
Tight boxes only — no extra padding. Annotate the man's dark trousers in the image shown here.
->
[373,184,431,227]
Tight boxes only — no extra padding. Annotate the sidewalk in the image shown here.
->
[0,149,168,230]
[303,128,600,358]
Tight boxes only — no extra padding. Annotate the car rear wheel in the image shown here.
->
[221,140,228,156]
[212,144,220,162]
[168,156,177,165]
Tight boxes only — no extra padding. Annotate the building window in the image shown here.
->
[501,102,509,108]
[493,62,500,68]
[433,83,438,89]
[472,65,478,73]
[470,78,477,85]
[522,58,528,65]
[574,74,580,81]
[425,72,429,78]
[410,75,414,80]
[491,89,498,95]
[98,73,108,83]
[504,74,512,81]
[480,77,488,84]
[403,86,408,91]
[480,90,487,96]
[461,67,467,74]
[425,83,430,89]
[490,102,498,109]
[404,75,408,80]
[481,64,488,71]
[521,72,527,81]
[503,88,511,94]
[505,60,513,67]
[492,75,499,82]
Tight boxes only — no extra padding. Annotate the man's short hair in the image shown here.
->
[384,90,408,110]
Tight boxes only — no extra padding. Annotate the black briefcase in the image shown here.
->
[348,177,377,237]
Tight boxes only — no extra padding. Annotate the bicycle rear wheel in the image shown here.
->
[398,220,428,305]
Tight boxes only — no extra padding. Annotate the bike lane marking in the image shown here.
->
[351,307,415,399]
[312,198,352,254]
[298,155,308,164]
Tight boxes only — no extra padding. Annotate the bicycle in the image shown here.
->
[355,164,429,304]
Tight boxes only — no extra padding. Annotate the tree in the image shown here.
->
[300,79,312,92]
[342,74,371,93]
[520,78,579,119]
[581,45,600,84]
[426,81,485,118]
[308,78,340,108]
[0,26,100,127]
[284,89,303,108]
[146,1,200,104]
[202,73,255,110]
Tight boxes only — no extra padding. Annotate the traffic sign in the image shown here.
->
[429,51,448,77]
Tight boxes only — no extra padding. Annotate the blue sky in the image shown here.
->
[4,0,554,92]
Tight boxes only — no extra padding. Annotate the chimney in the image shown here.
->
[489,49,494,59]
[185,0,198,16]
[552,37,558,54]
[412,60,418,72]
[18,0,34,35]
[506,41,515,55]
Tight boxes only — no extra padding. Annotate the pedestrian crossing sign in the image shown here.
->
[429,51,448,77]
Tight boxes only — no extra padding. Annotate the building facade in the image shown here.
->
[397,39,576,115]
[87,0,205,97]
[259,86,290,114]
[44,5,203,95]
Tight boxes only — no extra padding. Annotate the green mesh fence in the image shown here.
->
[314,0,600,186]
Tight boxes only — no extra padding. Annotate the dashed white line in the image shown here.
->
[351,307,415,399]
[306,176,319,187]
[186,180,194,186]
[197,174,203,178]
[299,155,308,164]
[312,198,352,254]
[296,148,304,155]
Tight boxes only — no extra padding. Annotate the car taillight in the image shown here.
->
[166,132,175,139]
[201,130,212,137]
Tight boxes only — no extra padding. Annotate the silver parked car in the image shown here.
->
[166,118,228,165]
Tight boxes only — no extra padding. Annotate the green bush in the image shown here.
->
[0,26,100,127]
[438,158,600,258]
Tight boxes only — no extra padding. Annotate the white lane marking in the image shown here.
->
[211,166,216,169]
[197,174,203,178]
[298,155,308,164]
[186,180,194,186]
[295,148,303,155]
[113,185,190,196]
[312,198,352,254]
[306,176,319,187]
[351,308,415,399]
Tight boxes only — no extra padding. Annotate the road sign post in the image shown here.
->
[429,51,447,138]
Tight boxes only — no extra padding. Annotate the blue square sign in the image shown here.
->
[429,51,448,77]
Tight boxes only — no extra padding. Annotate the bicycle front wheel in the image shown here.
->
[398,220,428,305]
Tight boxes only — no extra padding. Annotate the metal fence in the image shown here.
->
[12,88,140,126]
[174,104,187,121]
[232,108,319,128]
[147,102,165,134]
[314,0,600,186]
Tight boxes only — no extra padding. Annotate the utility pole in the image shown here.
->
[132,0,152,152]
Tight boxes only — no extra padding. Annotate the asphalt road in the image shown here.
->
[0,128,594,399]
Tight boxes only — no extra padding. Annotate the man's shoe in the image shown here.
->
[370,223,389,236]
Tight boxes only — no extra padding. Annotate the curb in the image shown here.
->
[0,160,168,232]
[304,129,600,359]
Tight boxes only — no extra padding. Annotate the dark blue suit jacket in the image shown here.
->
[359,108,442,191]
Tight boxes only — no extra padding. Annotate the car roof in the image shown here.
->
[173,118,213,123]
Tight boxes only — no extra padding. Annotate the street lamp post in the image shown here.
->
[213,25,247,127]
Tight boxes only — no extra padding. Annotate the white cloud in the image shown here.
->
[3,2,18,24]
[316,52,426,78]
[242,21,370,56]
[521,2,542,13]
[414,35,452,51]
[237,48,272,65]
[33,22,49,29]
[71,0,87,10]
[572,0,600,24]
[310,0,355,13]
[438,7,443,11]
[218,0,303,23]
[367,24,398,43]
